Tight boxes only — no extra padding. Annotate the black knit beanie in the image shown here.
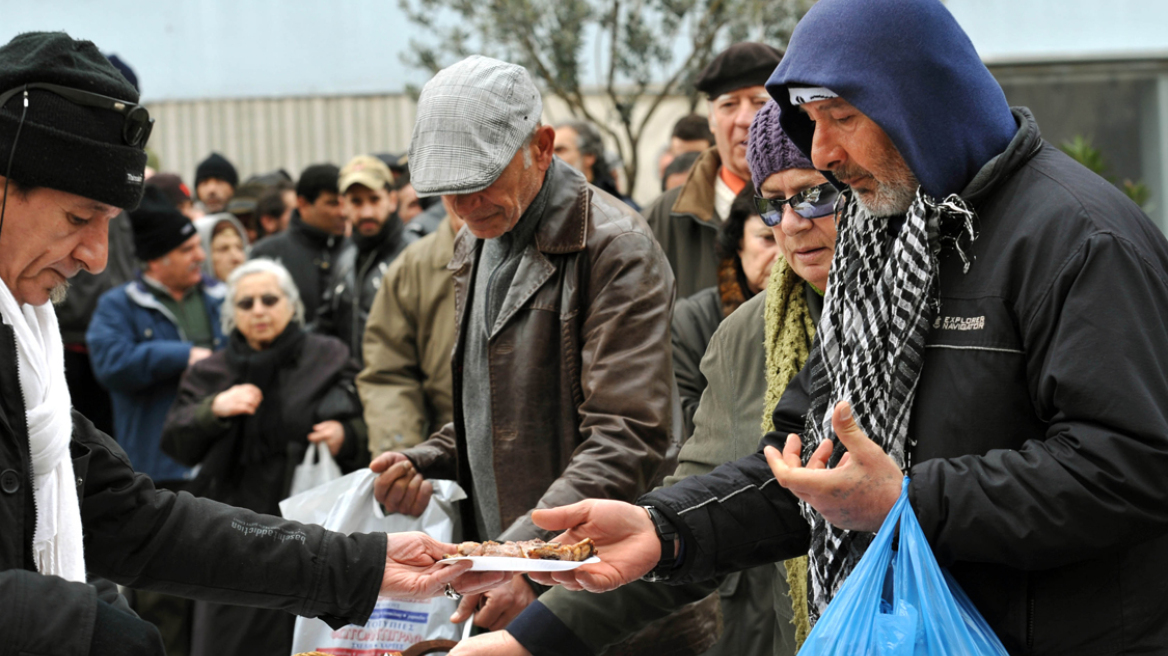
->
[130,185,197,261]
[0,32,148,210]
[196,152,239,188]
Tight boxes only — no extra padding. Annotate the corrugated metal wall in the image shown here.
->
[144,92,696,206]
[145,94,418,189]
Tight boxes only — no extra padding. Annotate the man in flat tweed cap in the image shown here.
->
[371,55,692,645]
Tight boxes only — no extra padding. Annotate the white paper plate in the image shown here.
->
[439,555,601,572]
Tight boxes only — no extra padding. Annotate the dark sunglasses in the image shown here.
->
[235,294,282,311]
[0,82,154,148]
[754,182,840,226]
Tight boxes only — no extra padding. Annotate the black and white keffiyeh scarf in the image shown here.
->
[801,187,977,623]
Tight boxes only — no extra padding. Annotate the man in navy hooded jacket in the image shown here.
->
[520,1,1168,654]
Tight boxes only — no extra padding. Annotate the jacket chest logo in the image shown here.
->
[933,315,986,331]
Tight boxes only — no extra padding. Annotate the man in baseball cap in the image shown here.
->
[316,154,412,362]
[372,54,683,641]
[0,32,504,656]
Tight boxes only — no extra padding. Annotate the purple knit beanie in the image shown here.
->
[746,99,814,193]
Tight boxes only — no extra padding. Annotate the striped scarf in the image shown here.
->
[801,188,976,623]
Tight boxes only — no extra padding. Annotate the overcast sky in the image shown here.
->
[3,0,1168,102]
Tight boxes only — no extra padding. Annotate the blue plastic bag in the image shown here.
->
[798,477,1008,655]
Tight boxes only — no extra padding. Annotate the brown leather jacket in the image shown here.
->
[401,166,676,542]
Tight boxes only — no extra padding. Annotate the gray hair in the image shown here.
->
[522,122,543,168]
[220,258,306,335]
[555,120,604,160]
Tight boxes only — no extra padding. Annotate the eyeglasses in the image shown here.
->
[0,82,154,148]
[235,294,282,311]
[754,182,840,226]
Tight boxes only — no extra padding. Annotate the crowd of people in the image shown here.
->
[4,0,1168,655]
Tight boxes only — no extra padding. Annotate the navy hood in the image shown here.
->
[766,0,1016,199]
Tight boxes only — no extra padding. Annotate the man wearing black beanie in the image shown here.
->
[0,31,503,656]
[194,152,238,213]
[644,42,783,299]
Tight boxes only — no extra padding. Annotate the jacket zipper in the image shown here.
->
[352,250,377,351]
[12,332,39,565]
[1026,584,1036,651]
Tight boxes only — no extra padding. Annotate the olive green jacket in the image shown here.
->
[540,292,797,656]
[357,217,456,454]
[645,148,734,299]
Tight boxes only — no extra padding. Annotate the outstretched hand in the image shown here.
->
[525,499,660,592]
[764,400,902,533]
[381,532,508,600]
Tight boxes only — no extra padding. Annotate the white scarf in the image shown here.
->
[0,281,85,582]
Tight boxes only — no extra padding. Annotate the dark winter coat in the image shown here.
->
[161,330,369,515]
[317,216,413,364]
[250,211,348,322]
[641,110,1168,655]
[0,324,386,656]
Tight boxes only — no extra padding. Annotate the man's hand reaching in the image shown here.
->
[765,400,902,533]
[524,499,660,593]
[371,451,432,517]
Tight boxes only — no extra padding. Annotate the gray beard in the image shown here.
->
[49,282,70,305]
[854,179,919,217]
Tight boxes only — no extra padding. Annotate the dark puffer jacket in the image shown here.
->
[642,110,1168,655]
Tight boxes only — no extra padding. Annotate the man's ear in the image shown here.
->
[533,125,558,171]
[386,188,399,213]
[295,195,310,212]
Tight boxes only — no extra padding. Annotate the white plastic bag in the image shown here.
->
[281,469,467,655]
[288,442,343,497]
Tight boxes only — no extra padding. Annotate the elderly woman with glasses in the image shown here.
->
[161,258,369,656]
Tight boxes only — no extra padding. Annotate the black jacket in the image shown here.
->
[161,331,369,515]
[0,323,385,656]
[250,212,349,322]
[317,217,412,363]
[642,110,1168,655]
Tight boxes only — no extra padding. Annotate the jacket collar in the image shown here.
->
[449,160,590,271]
[289,210,341,248]
[670,147,723,223]
[959,107,1044,208]
[126,274,225,338]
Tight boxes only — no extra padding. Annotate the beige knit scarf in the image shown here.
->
[760,256,816,648]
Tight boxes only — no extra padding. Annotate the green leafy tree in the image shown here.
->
[399,0,815,189]
[1059,135,1153,211]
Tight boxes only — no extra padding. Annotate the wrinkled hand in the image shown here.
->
[526,499,659,593]
[370,451,432,516]
[448,630,531,656]
[188,346,213,366]
[381,532,509,600]
[307,420,345,456]
[765,400,902,533]
[211,383,263,417]
[451,574,536,631]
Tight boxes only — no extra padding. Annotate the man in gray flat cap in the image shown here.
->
[370,55,683,639]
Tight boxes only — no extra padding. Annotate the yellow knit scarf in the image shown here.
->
[760,256,816,648]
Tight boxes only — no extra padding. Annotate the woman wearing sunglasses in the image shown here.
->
[161,258,369,656]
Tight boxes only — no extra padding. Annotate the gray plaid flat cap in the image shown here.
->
[408,55,543,197]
